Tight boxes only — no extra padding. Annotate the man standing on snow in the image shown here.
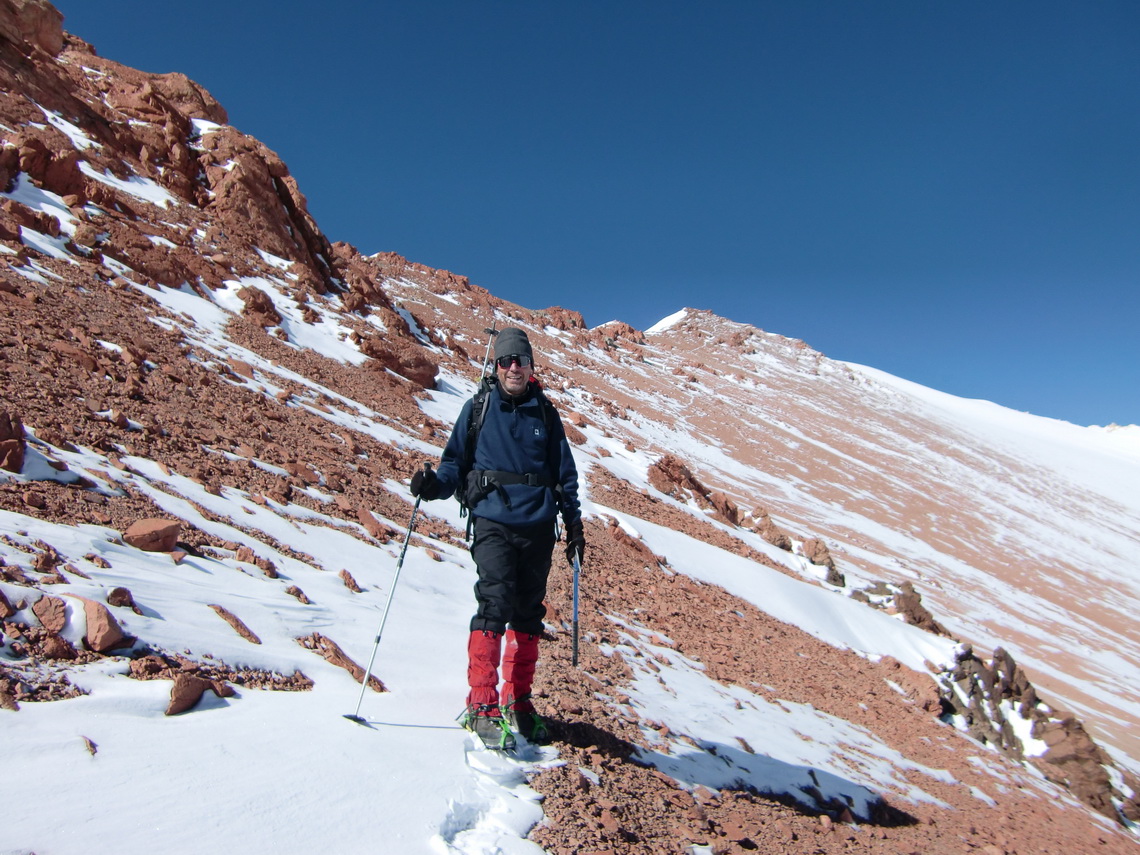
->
[409,326,585,750]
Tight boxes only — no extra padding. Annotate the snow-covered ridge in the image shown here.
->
[645,307,689,334]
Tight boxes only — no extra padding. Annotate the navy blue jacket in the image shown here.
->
[434,380,581,528]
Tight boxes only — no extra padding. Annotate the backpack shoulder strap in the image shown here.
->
[540,391,556,433]
[463,375,497,477]
[526,377,556,431]
[532,384,568,511]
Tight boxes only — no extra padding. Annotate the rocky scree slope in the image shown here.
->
[1,3,1138,852]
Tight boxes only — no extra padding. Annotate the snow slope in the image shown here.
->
[0,345,955,854]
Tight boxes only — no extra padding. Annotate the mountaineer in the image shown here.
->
[410,326,584,749]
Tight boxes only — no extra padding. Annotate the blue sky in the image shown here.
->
[54,2,1138,426]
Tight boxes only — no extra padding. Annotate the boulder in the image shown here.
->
[78,596,128,652]
[123,519,181,552]
[707,490,739,526]
[802,537,845,587]
[648,454,706,503]
[107,586,142,615]
[751,510,792,551]
[0,144,18,192]
[563,422,587,446]
[892,582,949,636]
[357,507,392,542]
[238,284,281,327]
[165,672,234,716]
[31,594,66,633]
[0,410,25,473]
[40,633,76,660]
[801,537,835,569]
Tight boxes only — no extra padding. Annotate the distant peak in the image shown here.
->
[645,308,690,334]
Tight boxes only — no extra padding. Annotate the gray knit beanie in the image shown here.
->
[493,327,533,361]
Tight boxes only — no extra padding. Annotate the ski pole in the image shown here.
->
[344,462,431,724]
[571,549,581,668]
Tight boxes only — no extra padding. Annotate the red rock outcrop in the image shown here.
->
[539,306,588,332]
[707,490,740,526]
[0,0,64,56]
[1033,717,1115,817]
[195,126,335,286]
[801,537,833,569]
[359,335,439,389]
[647,454,739,525]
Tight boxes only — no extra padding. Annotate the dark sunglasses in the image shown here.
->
[496,354,533,369]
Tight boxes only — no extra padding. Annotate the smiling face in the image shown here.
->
[496,354,533,397]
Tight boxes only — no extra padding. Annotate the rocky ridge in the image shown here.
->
[0,3,1138,852]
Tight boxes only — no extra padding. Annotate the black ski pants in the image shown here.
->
[469,516,556,636]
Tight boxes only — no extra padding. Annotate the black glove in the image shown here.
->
[410,467,440,500]
[564,519,585,566]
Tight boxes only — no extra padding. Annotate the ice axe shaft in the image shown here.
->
[345,462,431,724]
[571,550,581,668]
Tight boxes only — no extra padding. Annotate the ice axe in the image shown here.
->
[479,325,500,378]
[344,462,431,725]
